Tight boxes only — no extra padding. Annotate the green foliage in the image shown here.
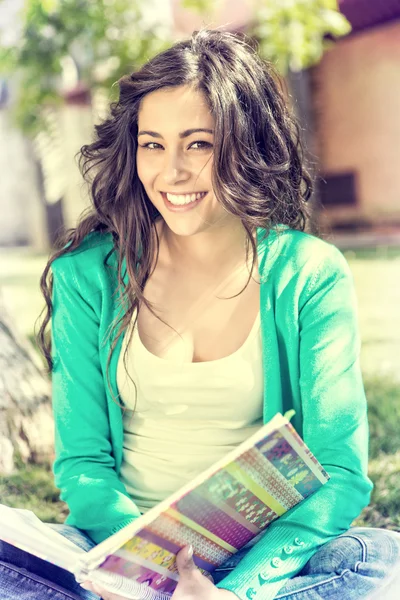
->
[355,452,400,531]
[365,377,400,460]
[343,247,400,261]
[252,0,351,73]
[352,375,400,530]
[181,0,212,13]
[180,0,351,75]
[1,0,351,134]
[0,0,170,135]
[0,463,68,523]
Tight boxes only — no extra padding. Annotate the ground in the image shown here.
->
[0,243,399,529]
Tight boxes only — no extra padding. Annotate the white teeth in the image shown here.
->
[165,192,206,205]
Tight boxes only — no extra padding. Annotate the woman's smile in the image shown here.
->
[160,191,208,211]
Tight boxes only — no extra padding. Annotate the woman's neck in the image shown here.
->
[159,219,252,278]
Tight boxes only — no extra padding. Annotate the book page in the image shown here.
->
[0,504,85,572]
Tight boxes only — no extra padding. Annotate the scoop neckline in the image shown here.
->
[132,310,261,367]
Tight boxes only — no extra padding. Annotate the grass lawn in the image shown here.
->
[0,244,400,528]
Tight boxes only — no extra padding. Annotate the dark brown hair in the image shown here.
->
[37,29,313,375]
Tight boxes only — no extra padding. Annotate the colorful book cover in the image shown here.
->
[78,413,330,596]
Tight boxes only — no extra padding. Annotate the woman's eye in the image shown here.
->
[189,141,213,150]
[141,142,163,150]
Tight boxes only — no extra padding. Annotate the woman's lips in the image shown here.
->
[160,192,208,213]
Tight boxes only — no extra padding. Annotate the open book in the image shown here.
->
[0,413,329,599]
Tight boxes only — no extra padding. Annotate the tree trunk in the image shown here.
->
[287,68,321,235]
[0,299,54,474]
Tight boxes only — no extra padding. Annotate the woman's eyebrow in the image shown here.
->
[137,128,214,139]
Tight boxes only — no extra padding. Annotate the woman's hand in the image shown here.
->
[80,545,239,600]
[171,545,239,600]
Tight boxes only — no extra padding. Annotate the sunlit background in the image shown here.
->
[0,0,399,529]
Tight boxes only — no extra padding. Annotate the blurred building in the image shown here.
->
[0,0,46,248]
[0,0,172,250]
[315,0,400,232]
[172,0,400,234]
[1,1,399,248]
[0,79,46,247]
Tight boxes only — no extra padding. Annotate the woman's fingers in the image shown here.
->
[176,544,196,573]
[80,581,96,592]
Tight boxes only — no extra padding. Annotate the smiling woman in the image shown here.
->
[2,28,400,600]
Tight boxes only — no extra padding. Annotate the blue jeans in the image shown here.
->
[0,525,400,599]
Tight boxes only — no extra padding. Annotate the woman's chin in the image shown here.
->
[161,214,212,237]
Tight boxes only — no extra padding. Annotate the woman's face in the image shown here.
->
[136,85,233,238]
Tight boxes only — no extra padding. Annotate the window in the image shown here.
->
[318,172,357,207]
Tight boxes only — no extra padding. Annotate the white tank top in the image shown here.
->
[117,312,264,514]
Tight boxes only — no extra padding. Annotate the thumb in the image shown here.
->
[176,545,196,577]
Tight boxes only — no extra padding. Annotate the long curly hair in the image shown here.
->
[37,28,313,376]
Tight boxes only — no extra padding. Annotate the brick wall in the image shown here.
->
[313,20,400,229]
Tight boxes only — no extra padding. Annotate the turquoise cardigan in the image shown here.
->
[51,225,372,600]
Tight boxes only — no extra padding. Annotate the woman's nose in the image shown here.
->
[162,152,190,185]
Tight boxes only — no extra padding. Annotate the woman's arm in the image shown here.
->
[216,248,373,600]
[51,256,140,543]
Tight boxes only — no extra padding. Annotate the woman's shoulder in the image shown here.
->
[261,225,349,275]
[51,231,117,287]
[258,226,351,300]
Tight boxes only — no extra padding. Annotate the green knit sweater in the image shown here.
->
[51,225,372,600]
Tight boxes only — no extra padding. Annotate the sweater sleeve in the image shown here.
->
[51,257,140,543]
[217,249,373,600]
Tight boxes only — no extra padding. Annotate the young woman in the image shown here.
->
[1,29,400,600]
